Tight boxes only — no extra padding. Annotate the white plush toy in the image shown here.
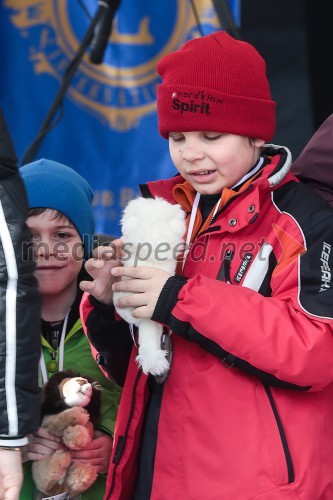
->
[114,197,186,376]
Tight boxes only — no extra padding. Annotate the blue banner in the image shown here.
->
[0,1,238,237]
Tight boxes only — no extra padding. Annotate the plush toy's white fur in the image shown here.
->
[114,197,186,376]
[61,376,93,407]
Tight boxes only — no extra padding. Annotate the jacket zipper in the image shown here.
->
[263,383,294,483]
[106,369,142,498]
[218,254,294,483]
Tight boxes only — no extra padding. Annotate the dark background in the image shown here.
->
[238,0,333,160]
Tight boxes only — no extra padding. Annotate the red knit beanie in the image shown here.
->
[157,31,276,142]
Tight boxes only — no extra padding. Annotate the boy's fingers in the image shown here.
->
[92,245,115,261]
[111,266,150,278]
[113,278,145,294]
[79,280,95,292]
[84,258,105,275]
[91,239,124,261]
[115,292,147,308]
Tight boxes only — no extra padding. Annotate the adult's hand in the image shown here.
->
[0,448,23,500]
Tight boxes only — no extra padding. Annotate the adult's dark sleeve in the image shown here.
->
[0,109,41,445]
[292,113,333,207]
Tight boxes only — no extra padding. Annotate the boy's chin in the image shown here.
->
[196,187,222,195]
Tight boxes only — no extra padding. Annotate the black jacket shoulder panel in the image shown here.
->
[272,180,333,226]
[273,181,333,319]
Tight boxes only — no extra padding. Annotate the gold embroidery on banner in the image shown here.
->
[4,0,219,130]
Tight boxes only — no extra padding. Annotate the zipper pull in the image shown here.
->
[223,249,233,284]
[217,249,234,283]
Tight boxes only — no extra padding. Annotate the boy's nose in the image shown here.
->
[34,240,53,258]
[181,142,205,162]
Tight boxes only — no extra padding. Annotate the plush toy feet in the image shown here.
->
[136,348,170,376]
[33,449,98,498]
[65,461,98,497]
[63,422,93,450]
[32,449,72,496]
[134,319,170,376]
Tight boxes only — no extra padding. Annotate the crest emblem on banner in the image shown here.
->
[4,0,219,131]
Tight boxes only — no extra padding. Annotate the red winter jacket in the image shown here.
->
[82,145,333,500]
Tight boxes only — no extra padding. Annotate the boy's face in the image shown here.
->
[169,132,265,195]
[26,209,84,297]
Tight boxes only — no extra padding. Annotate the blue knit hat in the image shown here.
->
[20,158,95,258]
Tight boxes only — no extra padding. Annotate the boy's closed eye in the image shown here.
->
[169,133,185,142]
[204,133,223,141]
[169,132,223,142]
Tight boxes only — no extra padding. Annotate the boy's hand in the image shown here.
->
[111,266,171,319]
[80,239,123,305]
[70,430,112,474]
[22,427,63,462]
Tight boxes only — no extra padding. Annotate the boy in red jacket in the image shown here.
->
[81,31,333,499]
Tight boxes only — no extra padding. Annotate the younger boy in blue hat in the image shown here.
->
[19,159,123,499]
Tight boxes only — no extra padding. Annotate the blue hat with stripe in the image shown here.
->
[20,158,95,258]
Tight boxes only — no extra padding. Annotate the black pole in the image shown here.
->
[20,1,119,166]
[212,0,241,39]
[90,0,121,64]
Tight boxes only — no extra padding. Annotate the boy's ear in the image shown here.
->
[254,138,265,147]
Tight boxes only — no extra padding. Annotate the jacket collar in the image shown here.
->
[263,144,292,187]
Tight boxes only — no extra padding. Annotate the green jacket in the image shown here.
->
[20,312,122,499]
